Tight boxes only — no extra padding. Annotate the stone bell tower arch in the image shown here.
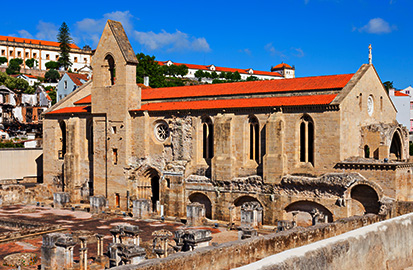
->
[91,20,140,209]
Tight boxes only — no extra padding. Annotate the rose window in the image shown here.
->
[155,122,169,142]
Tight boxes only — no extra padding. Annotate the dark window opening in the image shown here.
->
[59,121,66,159]
[151,175,160,212]
[115,193,120,208]
[249,116,259,162]
[202,117,214,159]
[105,55,116,85]
[113,148,118,165]
[364,145,370,158]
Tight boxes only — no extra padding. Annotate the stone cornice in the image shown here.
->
[334,162,413,171]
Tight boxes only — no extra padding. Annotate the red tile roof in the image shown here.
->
[272,63,293,69]
[394,91,409,97]
[156,61,282,77]
[142,74,353,100]
[71,73,353,107]
[0,35,80,49]
[74,95,91,105]
[46,105,90,114]
[133,94,338,112]
[67,73,88,86]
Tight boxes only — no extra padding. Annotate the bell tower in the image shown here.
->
[90,20,140,208]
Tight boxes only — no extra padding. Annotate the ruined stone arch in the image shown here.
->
[232,195,263,224]
[298,114,315,165]
[390,128,403,160]
[188,192,212,219]
[348,183,380,215]
[284,200,333,226]
[132,166,161,212]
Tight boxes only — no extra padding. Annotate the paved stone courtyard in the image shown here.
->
[0,205,238,269]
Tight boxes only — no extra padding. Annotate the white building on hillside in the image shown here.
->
[389,88,411,132]
[156,60,295,81]
[0,36,93,72]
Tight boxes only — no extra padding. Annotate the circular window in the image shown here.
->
[154,122,169,142]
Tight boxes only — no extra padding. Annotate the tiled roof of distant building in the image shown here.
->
[67,73,89,86]
[0,35,80,49]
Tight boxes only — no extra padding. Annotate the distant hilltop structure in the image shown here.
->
[0,35,93,73]
[157,60,295,81]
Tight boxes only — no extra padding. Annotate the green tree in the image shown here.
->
[57,22,73,71]
[45,69,60,82]
[225,71,234,80]
[135,53,166,88]
[25,58,37,69]
[45,61,60,70]
[246,76,259,81]
[383,81,393,94]
[232,71,241,81]
[194,70,205,81]
[0,57,7,65]
[176,64,188,77]
[219,72,226,79]
[6,58,23,75]
[47,88,57,105]
[211,71,219,79]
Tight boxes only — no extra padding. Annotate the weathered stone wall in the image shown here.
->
[338,65,398,160]
[235,213,413,270]
[111,215,381,270]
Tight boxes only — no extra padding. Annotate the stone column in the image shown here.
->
[96,234,104,258]
[79,237,88,270]
[187,202,205,227]
[263,113,285,184]
[212,114,236,181]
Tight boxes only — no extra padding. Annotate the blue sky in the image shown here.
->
[1,0,411,88]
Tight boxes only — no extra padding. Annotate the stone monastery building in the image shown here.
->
[43,20,412,226]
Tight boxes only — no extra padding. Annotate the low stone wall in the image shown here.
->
[235,212,413,270]
[112,215,380,270]
[0,217,62,243]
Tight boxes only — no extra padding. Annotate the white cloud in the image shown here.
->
[15,21,59,41]
[358,18,396,34]
[239,48,252,55]
[133,29,210,52]
[265,43,286,58]
[292,47,304,57]
[35,21,59,41]
[75,11,134,47]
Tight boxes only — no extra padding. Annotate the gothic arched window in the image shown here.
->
[249,116,259,162]
[299,115,314,165]
[202,117,214,159]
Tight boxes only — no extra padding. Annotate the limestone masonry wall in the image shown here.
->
[112,215,381,270]
[235,212,413,270]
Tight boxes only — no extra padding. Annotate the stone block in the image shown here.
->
[187,202,205,227]
[241,201,263,229]
[90,195,107,214]
[133,199,151,219]
[53,192,70,208]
